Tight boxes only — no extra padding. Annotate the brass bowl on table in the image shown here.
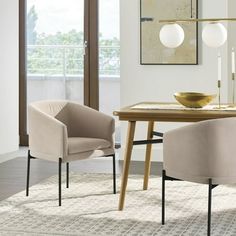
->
[174,92,217,108]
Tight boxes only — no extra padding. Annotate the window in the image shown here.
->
[19,0,120,145]
[99,0,120,143]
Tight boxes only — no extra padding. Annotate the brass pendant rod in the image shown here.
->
[159,18,236,23]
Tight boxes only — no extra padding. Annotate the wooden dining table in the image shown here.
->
[114,102,236,211]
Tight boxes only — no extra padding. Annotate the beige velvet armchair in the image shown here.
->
[162,117,236,236]
[27,100,116,206]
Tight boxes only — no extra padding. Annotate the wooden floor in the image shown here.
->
[0,154,162,201]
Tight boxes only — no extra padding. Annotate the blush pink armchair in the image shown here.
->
[27,100,116,206]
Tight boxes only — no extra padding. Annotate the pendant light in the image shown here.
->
[159,23,185,48]
[159,0,234,48]
[202,22,227,48]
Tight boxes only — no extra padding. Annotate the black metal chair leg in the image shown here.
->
[26,150,31,196]
[208,178,212,236]
[112,154,116,194]
[59,158,62,206]
[66,162,69,188]
[162,169,166,225]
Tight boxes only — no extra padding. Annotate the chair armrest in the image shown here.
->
[28,105,68,161]
[163,117,236,183]
[68,102,115,147]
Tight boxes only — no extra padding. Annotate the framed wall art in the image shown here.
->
[140,0,198,65]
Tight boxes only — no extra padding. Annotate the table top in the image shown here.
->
[113,102,236,122]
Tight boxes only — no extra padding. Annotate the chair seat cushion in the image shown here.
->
[68,137,111,154]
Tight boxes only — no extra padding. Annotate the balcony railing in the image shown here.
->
[27,44,120,76]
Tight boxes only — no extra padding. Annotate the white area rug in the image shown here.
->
[1,173,236,236]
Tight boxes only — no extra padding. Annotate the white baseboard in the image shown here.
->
[0,147,28,164]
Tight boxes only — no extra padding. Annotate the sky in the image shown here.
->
[28,0,120,39]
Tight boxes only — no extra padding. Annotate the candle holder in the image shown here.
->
[218,80,221,109]
[232,72,235,106]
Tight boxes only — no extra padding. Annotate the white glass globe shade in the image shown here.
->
[202,22,227,48]
[159,23,185,48]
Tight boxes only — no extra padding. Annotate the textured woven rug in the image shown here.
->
[1,173,236,236]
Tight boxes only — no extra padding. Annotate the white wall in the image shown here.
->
[120,0,233,161]
[0,0,19,154]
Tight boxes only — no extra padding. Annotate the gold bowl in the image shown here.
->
[174,92,217,108]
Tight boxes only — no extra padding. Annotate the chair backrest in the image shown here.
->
[29,100,115,145]
[30,100,70,128]
[163,117,236,185]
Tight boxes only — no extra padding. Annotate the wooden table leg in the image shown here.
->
[118,121,136,211]
[143,121,154,190]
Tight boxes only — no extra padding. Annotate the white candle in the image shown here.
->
[232,48,235,74]
[218,53,221,81]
